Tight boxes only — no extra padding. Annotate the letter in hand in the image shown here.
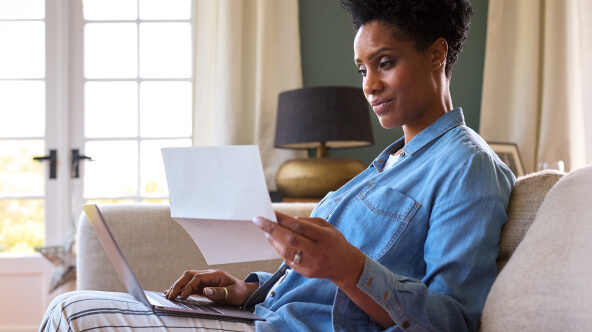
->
[164,269,259,307]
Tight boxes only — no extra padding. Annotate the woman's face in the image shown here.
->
[354,20,444,132]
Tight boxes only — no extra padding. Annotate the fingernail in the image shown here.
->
[252,216,265,227]
[204,288,213,296]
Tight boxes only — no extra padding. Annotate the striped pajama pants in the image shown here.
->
[39,291,256,332]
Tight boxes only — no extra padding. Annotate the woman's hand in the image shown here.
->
[252,211,366,289]
[164,269,258,307]
[254,212,394,328]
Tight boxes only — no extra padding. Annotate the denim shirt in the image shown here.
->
[245,108,515,332]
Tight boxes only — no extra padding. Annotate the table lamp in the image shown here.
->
[274,86,374,199]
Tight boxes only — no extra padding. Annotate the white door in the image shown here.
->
[0,1,71,330]
[0,1,193,330]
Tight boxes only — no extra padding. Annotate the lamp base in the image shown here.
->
[275,158,367,199]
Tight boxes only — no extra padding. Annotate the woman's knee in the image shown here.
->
[41,291,134,331]
[41,291,85,331]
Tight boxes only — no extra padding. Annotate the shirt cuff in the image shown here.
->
[244,271,273,287]
[357,256,399,307]
[355,256,431,331]
[332,256,403,331]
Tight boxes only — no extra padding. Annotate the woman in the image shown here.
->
[41,0,514,331]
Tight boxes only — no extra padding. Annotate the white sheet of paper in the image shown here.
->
[161,145,279,265]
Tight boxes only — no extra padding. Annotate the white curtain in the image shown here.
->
[480,0,592,173]
[192,0,306,190]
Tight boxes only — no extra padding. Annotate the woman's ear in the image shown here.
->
[429,38,448,72]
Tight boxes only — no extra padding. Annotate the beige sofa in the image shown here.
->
[76,166,592,330]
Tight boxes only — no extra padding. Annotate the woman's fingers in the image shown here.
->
[166,270,198,299]
[165,269,257,306]
[295,216,332,228]
[267,212,331,241]
[179,271,215,299]
[253,215,319,265]
[276,211,331,229]
[203,287,228,302]
[166,269,221,300]
[275,212,325,238]
[253,216,309,246]
[179,279,200,300]
[254,212,365,284]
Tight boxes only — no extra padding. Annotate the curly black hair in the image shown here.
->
[339,0,473,77]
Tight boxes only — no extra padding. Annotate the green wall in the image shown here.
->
[298,0,489,164]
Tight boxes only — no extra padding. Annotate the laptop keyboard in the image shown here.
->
[147,292,222,314]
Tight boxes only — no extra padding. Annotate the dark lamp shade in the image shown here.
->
[274,86,374,149]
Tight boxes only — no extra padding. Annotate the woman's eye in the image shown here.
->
[356,67,367,77]
[379,60,394,70]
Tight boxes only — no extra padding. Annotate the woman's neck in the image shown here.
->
[403,91,453,145]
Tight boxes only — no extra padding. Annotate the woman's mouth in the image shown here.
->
[370,98,393,113]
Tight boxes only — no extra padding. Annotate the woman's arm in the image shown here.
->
[253,212,396,328]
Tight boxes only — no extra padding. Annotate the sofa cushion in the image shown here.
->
[496,170,564,271]
[481,165,592,330]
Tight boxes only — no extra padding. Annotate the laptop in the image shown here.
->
[82,204,264,322]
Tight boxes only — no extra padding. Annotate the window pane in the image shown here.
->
[0,22,45,79]
[140,82,192,137]
[139,0,191,20]
[0,81,45,137]
[0,140,44,197]
[85,82,138,138]
[140,139,191,197]
[83,0,136,20]
[83,141,138,198]
[0,0,44,19]
[0,199,44,254]
[140,23,191,78]
[85,23,137,78]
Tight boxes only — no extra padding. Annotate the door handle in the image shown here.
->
[33,150,58,179]
[71,149,94,178]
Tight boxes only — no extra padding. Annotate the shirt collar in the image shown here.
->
[372,108,465,169]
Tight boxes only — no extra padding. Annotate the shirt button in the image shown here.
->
[400,152,405,157]
[270,291,275,297]
[378,159,384,163]
[402,321,410,328]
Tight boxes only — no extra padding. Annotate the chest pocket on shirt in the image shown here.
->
[335,182,420,261]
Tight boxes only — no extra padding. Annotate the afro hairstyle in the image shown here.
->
[339,0,473,77]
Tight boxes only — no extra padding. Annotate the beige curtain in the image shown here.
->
[480,0,592,173]
[192,0,305,190]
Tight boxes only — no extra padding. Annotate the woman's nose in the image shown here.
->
[363,71,382,96]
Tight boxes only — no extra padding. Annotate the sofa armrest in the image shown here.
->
[482,166,592,330]
[76,202,316,293]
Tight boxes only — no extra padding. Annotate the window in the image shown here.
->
[0,0,194,254]
[81,0,193,205]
